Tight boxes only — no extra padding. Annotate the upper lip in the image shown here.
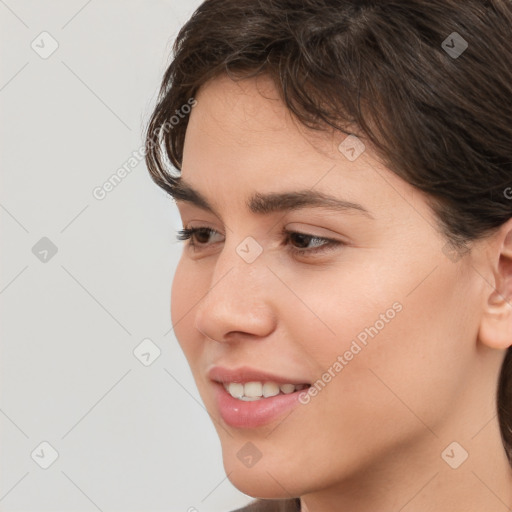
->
[208,365,310,385]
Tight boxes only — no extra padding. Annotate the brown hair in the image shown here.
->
[144,0,512,470]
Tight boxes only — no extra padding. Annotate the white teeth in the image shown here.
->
[262,382,280,397]
[244,381,262,397]
[227,382,244,399]
[223,381,307,400]
[280,383,296,394]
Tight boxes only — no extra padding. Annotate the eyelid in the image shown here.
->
[285,222,346,241]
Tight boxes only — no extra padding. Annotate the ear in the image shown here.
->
[478,217,512,350]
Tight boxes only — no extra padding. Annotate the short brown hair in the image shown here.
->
[145,0,512,465]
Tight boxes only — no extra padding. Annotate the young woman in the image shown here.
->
[144,1,512,510]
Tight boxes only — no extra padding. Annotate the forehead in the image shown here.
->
[187,73,340,156]
[180,74,436,234]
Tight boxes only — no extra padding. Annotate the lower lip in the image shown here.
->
[213,382,309,429]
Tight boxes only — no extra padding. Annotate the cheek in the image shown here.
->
[319,264,478,440]
[297,255,475,412]
[273,262,401,366]
[170,258,203,360]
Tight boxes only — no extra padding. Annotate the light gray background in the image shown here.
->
[0,1,253,510]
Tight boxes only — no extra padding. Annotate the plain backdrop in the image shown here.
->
[0,1,253,510]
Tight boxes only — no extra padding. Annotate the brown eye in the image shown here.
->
[282,229,344,257]
[176,227,222,247]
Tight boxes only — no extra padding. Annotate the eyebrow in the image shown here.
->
[170,178,374,219]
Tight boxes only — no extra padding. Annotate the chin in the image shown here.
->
[222,450,309,499]
[226,470,298,499]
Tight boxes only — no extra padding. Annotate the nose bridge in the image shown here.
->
[205,235,266,309]
[193,235,274,341]
[208,233,266,298]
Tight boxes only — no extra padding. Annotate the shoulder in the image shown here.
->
[230,498,301,512]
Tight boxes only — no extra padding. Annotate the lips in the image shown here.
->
[207,365,312,428]
[212,381,310,428]
[207,365,311,386]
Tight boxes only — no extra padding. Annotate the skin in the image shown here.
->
[170,73,512,512]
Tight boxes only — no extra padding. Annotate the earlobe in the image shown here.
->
[478,218,512,350]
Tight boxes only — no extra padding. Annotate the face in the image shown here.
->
[170,74,488,497]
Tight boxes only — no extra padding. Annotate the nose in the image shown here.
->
[193,242,277,343]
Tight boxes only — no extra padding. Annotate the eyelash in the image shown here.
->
[175,226,343,257]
